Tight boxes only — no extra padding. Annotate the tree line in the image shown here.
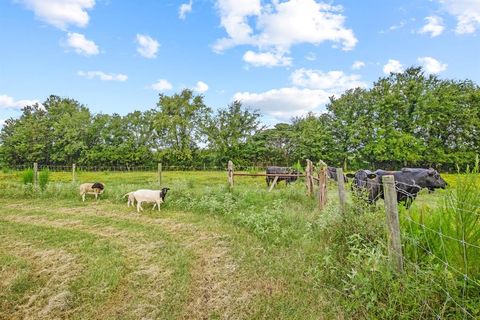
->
[1,67,479,171]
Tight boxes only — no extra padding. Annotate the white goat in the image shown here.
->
[79,182,105,202]
[127,187,170,213]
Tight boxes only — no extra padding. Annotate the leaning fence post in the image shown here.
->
[336,168,346,214]
[382,175,404,273]
[72,163,76,183]
[158,163,162,188]
[305,160,313,197]
[228,161,234,189]
[33,162,38,187]
[318,167,328,210]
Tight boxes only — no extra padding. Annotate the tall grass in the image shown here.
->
[403,164,480,317]
[39,169,50,192]
[22,169,34,185]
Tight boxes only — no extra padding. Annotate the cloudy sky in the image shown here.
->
[0,0,479,125]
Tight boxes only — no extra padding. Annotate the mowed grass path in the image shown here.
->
[0,170,455,319]
[0,171,340,319]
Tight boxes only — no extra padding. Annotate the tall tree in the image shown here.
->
[153,89,210,165]
[204,101,262,165]
[0,104,49,164]
[45,95,92,164]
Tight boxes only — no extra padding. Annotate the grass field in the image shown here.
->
[0,170,476,319]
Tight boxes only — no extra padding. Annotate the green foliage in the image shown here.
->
[318,205,473,319]
[402,164,480,317]
[22,169,34,185]
[292,160,303,173]
[38,168,49,192]
[1,68,479,171]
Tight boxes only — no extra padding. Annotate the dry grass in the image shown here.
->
[0,202,263,319]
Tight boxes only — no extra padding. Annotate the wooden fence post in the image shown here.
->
[228,161,234,189]
[382,175,404,273]
[305,160,313,197]
[72,164,76,183]
[33,162,38,187]
[318,167,328,210]
[158,163,162,188]
[336,168,346,214]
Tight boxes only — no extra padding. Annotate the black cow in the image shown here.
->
[350,168,446,208]
[327,167,348,182]
[266,166,299,187]
[401,168,448,192]
[346,169,379,204]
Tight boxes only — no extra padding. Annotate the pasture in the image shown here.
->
[0,169,478,319]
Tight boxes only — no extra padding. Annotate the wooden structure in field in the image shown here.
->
[227,160,331,210]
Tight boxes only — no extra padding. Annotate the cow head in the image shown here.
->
[423,169,447,190]
[347,170,379,203]
[347,170,376,189]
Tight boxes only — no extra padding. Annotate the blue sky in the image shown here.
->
[0,0,479,126]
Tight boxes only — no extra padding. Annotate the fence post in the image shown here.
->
[158,163,162,188]
[72,164,76,183]
[33,162,38,187]
[336,168,346,214]
[306,160,313,197]
[228,160,234,189]
[382,175,404,273]
[318,167,328,210]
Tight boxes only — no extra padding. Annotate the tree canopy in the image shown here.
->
[1,69,479,171]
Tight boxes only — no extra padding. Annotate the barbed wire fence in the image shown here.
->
[337,174,480,319]
[4,162,479,317]
[5,163,283,173]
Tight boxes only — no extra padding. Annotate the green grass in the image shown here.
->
[0,170,478,319]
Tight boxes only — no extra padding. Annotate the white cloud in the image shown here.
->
[234,87,330,120]
[179,1,193,20]
[419,16,444,37]
[136,34,160,59]
[151,79,173,91]
[0,94,40,109]
[439,0,480,34]
[243,50,292,67]
[19,0,95,30]
[214,0,357,66]
[64,32,99,56]
[194,81,209,93]
[383,59,403,74]
[291,69,366,91]
[78,71,128,81]
[352,60,365,70]
[418,56,447,74]
[0,119,5,128]
[233,68,365,121]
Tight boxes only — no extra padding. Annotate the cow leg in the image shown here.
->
[82,193,85,202]
[266,177,270,187]
[136,202,142,213]
[157,200,161,211]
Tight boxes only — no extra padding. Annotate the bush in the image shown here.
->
[39,168,50,192]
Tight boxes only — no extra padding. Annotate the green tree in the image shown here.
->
[153,89,211,165]
[44,95,92,164]
[204,101,262,165]
[0,104,50,164]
